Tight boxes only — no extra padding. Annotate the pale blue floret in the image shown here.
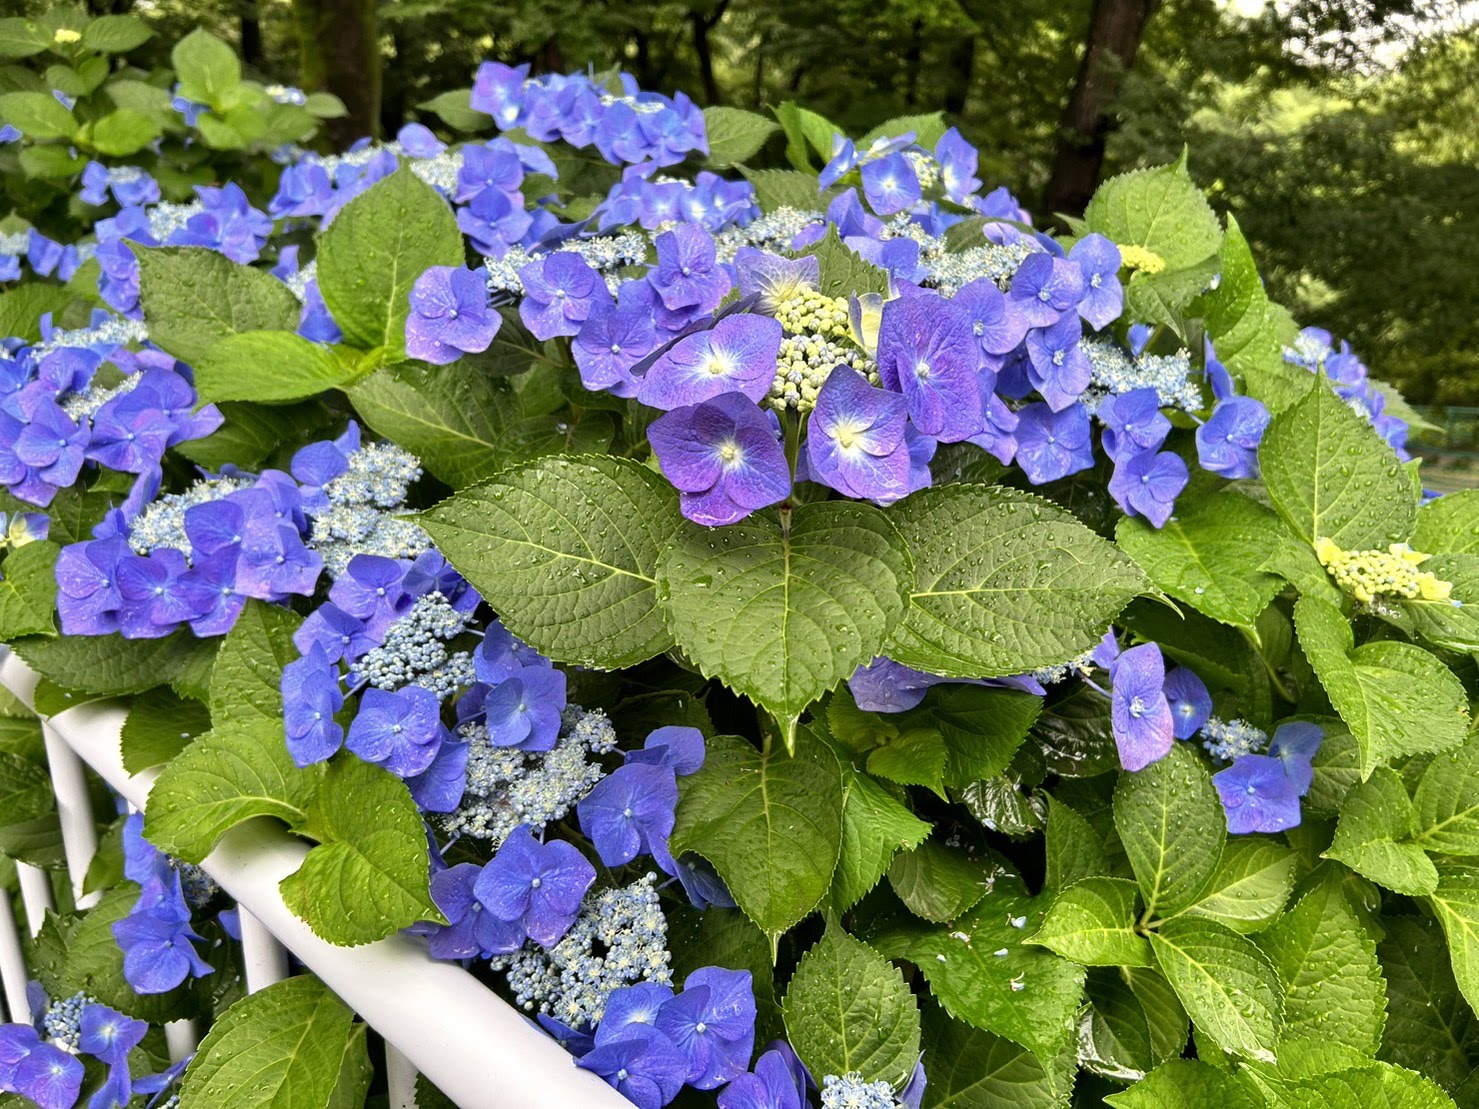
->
[1201,715,1269,762]
[820,1072,899,1109]
[41,992,97,1051]
[1082,337,1201,413]
[352,592,474,694]
[483,233,650,295]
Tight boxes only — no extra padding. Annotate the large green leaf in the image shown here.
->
[1114,744,1225,920]
[135,246,300,367]
[349,362,611,488]
[1377,916,1479,1091]
[208,600,301,728]
[1428,863,1479,1020]
[670,733,842,948]
[873,877,1086,1063]
[0,90,76,139]
[0,284,78,344]
[1178,838,1296,933]
[0,541,58,639]
[11,631,216,699]
[280,758,438,945]
[1106,1060,1263,1109]
[887,839,999,924]
[144,719,319,864]
[316,166,464,355]
[659,500,911,743]
[831,768,929,913]
[1042,795,1110,894]
[1412,735,1479,857]
[783,924,921,1087]
[1412,490,1479,555]
[179,976,356,1107]
[1257,1062,1456,1109]
[1082,151,1223,272]
[913,684,1041,790]
[193,331,362,404]
[1115,490,1284,631]
[420,455,681,670]
[702,105,780,167]
[171,28,240,110]
[120,687,211,774]
[1326,768,1436,895]
[1261,377,1416,549]
[1295,596,1468,776]
[886,484,1147,678]
[1028,876,1151,967]
[1254,870,1385,1055]
[919,1001,1074,1108]
[1148,917,1282,1063]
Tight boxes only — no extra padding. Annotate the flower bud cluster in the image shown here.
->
[1316,538,1455,605]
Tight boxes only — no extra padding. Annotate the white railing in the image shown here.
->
[0,647,631,1109]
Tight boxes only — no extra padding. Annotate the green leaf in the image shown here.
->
[1115,490,1285,631]
[919,1001,1074,1108]
[0,284,77,344]
[887,484,1148,678]
[420,455,681,670]
[171,29,240,111]
[1124,964,1191,1066]
[861,111,949,148]
[0,750,54,831]
[120,687,211,774]
[0,541,58,639]
[737,166,823,212]
[1122,255,1219,335]
[418,88,491,132]
[1106,1060,1263,1109]
[1412,490,1479,556]
[1179,838,1296,933]
[0,90,75,139]
[1080,969,1155,1079]
[11,631,216,699]
[801,224,891,297]
[1429,863,1479,1021]
[1114,744,1225,920]
[1377,916,1479,1091]
[887,839,998,923]
[873,877,1087,1063]
[280,758,437,945]
[1255,871,1386,1054]
[145,719,318,864]
[193,331,361,404]
[1043,795,1110,893]
[1262,377,1416,549]
[326,1024,372,1109]
[1258,1062,1456,1109]
[1190,215,1310,412]
[0,17,52,59]
[1413,736,1479,857]
[1326,768,1436,894]
[208,600,301,728]
[1295,596,1468,777]
[961,775,1046,838]
[81,15,152,53]
[1029,877,1152,967]
[1148,917,1282,1063]
[772,101,839,171]
[135,247,301,368]
[179,976,356,1107]
[831,769,929,913]
[316,166,464,354]
[349,361,611,488]
[867,728,947,796]
[304,91,348,119]
[90,107,160,155]
[670,733,842,947]
[915,684,1041,790]
[658,500,911,742]
[783,924,921,1087]
[702,106,779,167]
[1082,151,1222,271]
[1400,554,1479,655]
[19,145,84,179]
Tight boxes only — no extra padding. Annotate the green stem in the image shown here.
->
[1239,627,1297,703]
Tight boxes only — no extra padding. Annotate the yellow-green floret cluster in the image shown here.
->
[1315,538,1453,605]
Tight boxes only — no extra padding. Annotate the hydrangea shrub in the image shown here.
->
[1,15,1477,1109]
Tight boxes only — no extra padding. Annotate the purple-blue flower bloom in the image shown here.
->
[647,393,789,526]
[406,266,501,364]
[573,284,661,398]
[1009,252,1086,328]
[875,294,983,442]
[1163,666,1212,740]
[1014,402,1094,484]
[1108,449,1189,528]
[805,366,913,503]
[406,737,469,813]
[717,1047,806,1109]
[649,224,729,314]
[421,862,524,959]
[474,825,594,946]
[0,1026,84,1109]
[626,726,706,777]
[579,761,680,870]
[346,685,448,778]
[484,666,568,751]
[1196,396,1270,479]
[1024,314,1091,411]
[636,314,782,410]
[860,151,921,215]
[578,1024,689,1109]
[1109,642,1174,771]
[55,536,129,636]
[1097,388,1170,461]
[1214,755,1303,834]
[282,645,346,766]
[1069,233,1123,330]
[953,278,1029,366]
[657,967,757,1089]
[111,898,213,994]
[935,128,982,204]
[519,252,613,340]
[1267,721,1323,796]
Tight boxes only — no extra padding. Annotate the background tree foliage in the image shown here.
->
[15,0,1478,404]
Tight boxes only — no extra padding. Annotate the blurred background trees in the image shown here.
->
[13,0,1479,404]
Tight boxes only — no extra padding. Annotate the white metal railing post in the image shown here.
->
[41,720,101,911]
[238,908,289,994]
[15,862,54,936]
[385,1044,419,1109]
[0,890,30,1022]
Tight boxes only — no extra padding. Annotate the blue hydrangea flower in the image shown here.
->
[282,645,346,765]
[1009,253,1086,328]
[573,284,660,398]
[406,738,470,813]
[734,248,821,316]
[647,393,789,526]
[519,253,613,340]
[419,862,523,959]
[636,314,783,410]
[578,762,680,869]
[649,224,730,314]
[484,666,568,751]
[1025,315,1091,410]
[1214,755,1302,834]
[875,294,983,442]
[329,554,411,637]
[626,726,706,777]
[114,549,197,639]
[935,128,982,205]
[0,1025,84,1109]
[953,278,1029,367]
[470,61,529,128]
[1163,666,1212,740]
[294,603,372,665]
[1109,449,1189,528]
[805,366,913,503]
[577,1023,689,1109]
[860,152,921,215]
[717,1046,807,1109]
[1097,388,1170,461]
[474,825,594,946]
[55,536,129,636]
[474,619,551,685]
[111,896,212,994]
[1196,396,1270,479]
[79,1003,146,1109]
[1266,721,1324,796]
[1014,402,1093,484]
[1109,643,1174,771]
[347,685,449,778]
[406,266,502,364]
[1069,233,1123,330]
[656,967,757,1089]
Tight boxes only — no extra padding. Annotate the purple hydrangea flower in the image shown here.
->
[419,862,523,959]
[573,284,661,398]
[474,620,550,685]
[1214,755,1303,834]
[406,737,469,813]
[649,224,730,314]
[1069,233,1124,330]
[1109,643,1174,771]
[519,253,613,340]
[1267,721,1323,796]
[484,666,567,751]
[1163,666,1212,740]
[55,537,129,636]
[1009,253,1086,328]
[953,278,1029,366]
[1025,315,1091,410]
[329,555,411,637]
[0,1026,84,1109]
[657,967,757,1089]
[647,393,789,526]
[111,897,213,994]
[1014,402,1093,484]
[1196,396,1270,480]
[734,249,820,316]
[935,128,982,204]
[1097,388,1171,461]
[861,151,921,215]
[636,314,782,410]
[578,761,680,870]
[875,294,983,442]
[470,61,528,128]
[293,603,371,665]
[474,825,594,946]
[805,366,913,503]
[577,1024,688,1109]
[717,1047,806,1109]
[1109,449,1189,528]
[346,685,448,778]
[115,549,198,639]
[282,645,345,766]
[406,266,502,364]
[626,726,706,777]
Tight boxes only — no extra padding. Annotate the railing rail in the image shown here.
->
[0,647,631,1109]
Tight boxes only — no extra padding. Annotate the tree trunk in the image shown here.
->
[941,33,976,115]
[239,1,263,71]
[904,17,924,107]
[292,0,381,146]
[1042,0,1160,219]
[690,0,731,105]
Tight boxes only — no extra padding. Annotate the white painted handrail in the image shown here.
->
[0,649,630,1109]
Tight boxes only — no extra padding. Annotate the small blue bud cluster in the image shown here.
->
[351,592,476,697]
[484,234,649,296]
[40,992,96,1051]
[1201,716,1269,762]
[306,439,430,578]
[1082,338,1201,413]
[713,206,824,260]
[821,1072,901,1109]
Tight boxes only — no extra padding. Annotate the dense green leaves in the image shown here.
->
[1180,839,1296,933]
[1107,1060,1262,1109]
[1149,917,1282,1063]
[671,733,842,947]
[1377,917,1479,1090]
[659,500,911,742]
[12,631,216,700]
[1428,863,1479,1019]
[135,247,301,367]
[0,540,58,639]
[1327,769,1437,894]
[887,484,1148,677]
[831,769,929,912]
[420,455,681,670]
[193,331,363,404]
[1412,737,1479,857]
[783,924,921,1087]
[919,1002,1073,1108]
[1114,744,1225,920]
[1029,877,1151,967]
[887,839,997,923]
